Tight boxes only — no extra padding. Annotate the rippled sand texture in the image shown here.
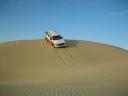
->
[0,40,128,96]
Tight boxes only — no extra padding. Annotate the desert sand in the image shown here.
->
[0,40,128,96]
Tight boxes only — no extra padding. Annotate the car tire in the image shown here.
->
[53,44,56,48]
[52,43,55,48]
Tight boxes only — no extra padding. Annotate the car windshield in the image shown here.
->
[53,35,62,40]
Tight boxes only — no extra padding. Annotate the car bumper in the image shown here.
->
[54,43,66,48]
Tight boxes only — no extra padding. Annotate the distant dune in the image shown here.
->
[0,40,128,96]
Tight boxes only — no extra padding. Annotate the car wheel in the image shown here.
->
[45,38,48,42]
[53,44,56,48]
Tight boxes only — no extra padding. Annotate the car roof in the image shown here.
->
[48,31,60,36]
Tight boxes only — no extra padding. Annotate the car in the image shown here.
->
[44,31,66,48]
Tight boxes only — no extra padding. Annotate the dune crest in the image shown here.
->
[0,40,128,96]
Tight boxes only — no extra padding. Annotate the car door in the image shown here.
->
[47,34,53,44]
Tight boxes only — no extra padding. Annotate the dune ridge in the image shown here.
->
[0,40,128,96]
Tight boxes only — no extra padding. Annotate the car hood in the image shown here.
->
[53,39,66,44]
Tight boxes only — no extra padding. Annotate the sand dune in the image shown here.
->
[0,40,128,96]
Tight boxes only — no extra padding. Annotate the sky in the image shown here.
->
[0,0,128,50]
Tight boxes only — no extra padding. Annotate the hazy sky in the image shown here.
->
[0,0,128,50]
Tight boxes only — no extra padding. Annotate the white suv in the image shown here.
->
[44,31,66,48]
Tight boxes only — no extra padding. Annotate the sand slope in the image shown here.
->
[0,40,128,96]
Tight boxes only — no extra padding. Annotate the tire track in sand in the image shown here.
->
[63,48,83,69]
[54,48,82,70]
[54,48,74,70]
[41,40,83,71]
[63,48,80,68]
[55,48,86,74]
[40,39,48,49]
[64,48,76,62]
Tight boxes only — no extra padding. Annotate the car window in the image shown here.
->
[53,35,62,40]
[50,35,53,40]
[45,32,48,35]
[48,34,50,38]
[48,34,52,40]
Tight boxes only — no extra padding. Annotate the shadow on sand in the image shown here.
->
[65,40,79,48]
